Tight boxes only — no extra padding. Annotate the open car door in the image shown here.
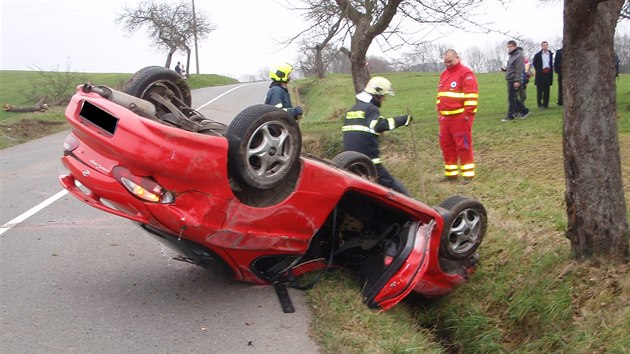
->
[360,221,433,310]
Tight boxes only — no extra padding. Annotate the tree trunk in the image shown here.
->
[186,48,192,77]
[315,45,325,79]
[563,0,629,262]
[165,48,176,69]
[349,34,372,94]
[3,96,48,112]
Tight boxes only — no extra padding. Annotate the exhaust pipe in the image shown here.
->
[82,84,157,117]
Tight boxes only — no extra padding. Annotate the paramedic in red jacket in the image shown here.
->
[436,49,479,181]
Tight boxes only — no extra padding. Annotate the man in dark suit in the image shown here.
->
[532,41,554,109]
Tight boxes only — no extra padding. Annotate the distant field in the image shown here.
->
[0,70,238,147]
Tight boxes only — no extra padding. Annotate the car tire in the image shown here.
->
[123,66,192,107]
[332,151,377,180]
[438,195,487,260]
[226,104,301,190]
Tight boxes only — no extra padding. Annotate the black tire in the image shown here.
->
[438,195,487,260]
[332,151,377,180]
[226,104,301,189]
[123,66,192,108]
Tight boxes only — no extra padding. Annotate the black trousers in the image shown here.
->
[376,164,410,196]
[536,84,551,108]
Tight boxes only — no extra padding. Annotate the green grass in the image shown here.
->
[295,72,630,353]
[2,69,628,352]
[0,70,237,148]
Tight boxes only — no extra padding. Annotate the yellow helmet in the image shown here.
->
[364,76,395,96]
[270,62,293,82]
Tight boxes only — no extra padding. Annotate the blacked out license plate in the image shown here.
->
[79,100,118,135]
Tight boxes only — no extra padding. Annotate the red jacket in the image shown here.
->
[436,62,478,117]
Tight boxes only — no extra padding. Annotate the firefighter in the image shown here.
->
[342,76,412,196]
[436,49,479,181]
[265,62,303,119]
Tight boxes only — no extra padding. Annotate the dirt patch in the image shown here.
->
[0,119,69,148]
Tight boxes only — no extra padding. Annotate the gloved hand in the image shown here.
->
[292,106,303,119]
[405,115,413,126]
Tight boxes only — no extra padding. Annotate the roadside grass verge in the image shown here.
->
[0,70,237,148]
[296,73,630,353]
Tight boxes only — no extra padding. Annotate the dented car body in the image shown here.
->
[59,67,487,310]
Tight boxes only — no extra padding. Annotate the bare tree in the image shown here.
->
[563,0,629,262]
[288,0,484,92]
[290,0,346,78]
[621,0,629,19]
[396,43,447,72]
[117,1,214,70]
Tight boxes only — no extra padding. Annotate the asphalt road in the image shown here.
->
[0,81,320,354]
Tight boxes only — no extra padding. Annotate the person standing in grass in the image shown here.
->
[532,41,554,109]
[342,76,412,195]
[436,49,478,182]
[502,40,530,121]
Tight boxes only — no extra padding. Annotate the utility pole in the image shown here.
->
[192,0,200,74]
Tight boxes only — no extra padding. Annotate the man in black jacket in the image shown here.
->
[265,62,303,119]
[532,41,554,109]
[342,77,412,195]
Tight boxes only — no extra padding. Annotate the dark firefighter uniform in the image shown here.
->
[436,60,479,180]
[342,91,410,195]
[264,62,303,119]
[265,82,302,119]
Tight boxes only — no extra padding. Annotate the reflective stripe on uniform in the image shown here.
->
[464,100,478,106]
[463,93,479,98]
[342,125,378,135]
[445,170,459,177]
[346,111,365,119]
[387,117,396,130]
[444,164,459,177]
[439,108,465,116]
[437,91,465,98]
[372,158,382,164]
[461,163,475,178]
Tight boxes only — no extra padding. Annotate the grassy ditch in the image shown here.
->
[295,73,630,353]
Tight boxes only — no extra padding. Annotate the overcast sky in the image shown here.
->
[1,0,628,80]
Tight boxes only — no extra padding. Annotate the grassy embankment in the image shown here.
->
[1,69,628,352]
[296,72,630,353]
[0,70,237,148]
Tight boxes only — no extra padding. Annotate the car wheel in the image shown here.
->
[123,66,192,108]
[332,151,377,180]
[226,104,301,190]
[438,195,487,260]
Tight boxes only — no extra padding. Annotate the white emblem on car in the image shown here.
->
[89,159,110,173]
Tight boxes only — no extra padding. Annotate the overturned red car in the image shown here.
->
[59,66,487,311]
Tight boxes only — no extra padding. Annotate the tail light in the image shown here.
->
[63,135,79,153]
[112,167,175,204]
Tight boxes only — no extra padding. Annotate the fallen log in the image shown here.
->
[3,96,48,112]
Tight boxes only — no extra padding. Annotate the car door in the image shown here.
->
[360,221,433,310]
